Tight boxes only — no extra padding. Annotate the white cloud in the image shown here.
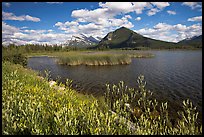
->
[147,8,160,16]
[56,2,171,40]
[151,2,170,9]
[46,2,63,4]
[188,16,202,22]
[135,17,141,21]
[3,2,11,7]
[2,11,40,22]
[55,16,134,38]
[132,2,151,14]
[24,15,41,22]
[182,2,202,10]
[2,21,73,45]
[58,3,138,37]
[124,15,132,19]
[153,23,172,31]
[173,24,187,31]
[167,10,176,15]
[99,2,135,14]
[136,23,202,42]
[98,2,164,16]
[21,26,29,29]
[71,8,111,23]
[145,2,170,16]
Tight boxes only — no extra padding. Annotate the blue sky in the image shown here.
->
[2,2,202,45]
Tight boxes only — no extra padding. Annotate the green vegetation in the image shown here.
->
[2,44,155,66]
[56,52,131,66]
[105,76,202,135]
[2,61,122,135]
[2,61,202,135]
[2,45,28,67]
[24,51,154,66]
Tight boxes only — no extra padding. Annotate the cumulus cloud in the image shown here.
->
[2,21,73,45]
[58,3,141,37]
[99,2,135,14]
[124,15,132,19]
[145,2,170,16]
[136,23,202,42]
[3,2,11,7]
[135,17,141,21]
[2,21,20,35]
[62,2,170,37]
[182,2,202,10]
[188,16,202,22]
[2,11,41,22]
[147,8,160,16]
[132,2,151,14]
[46,2,63,4]
[55,15,134,37]
[150,2,170,9]
[167,10,176,15]
[71,8,111,23]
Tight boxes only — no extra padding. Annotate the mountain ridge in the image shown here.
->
[177,35,202,48]
[63,34,101,48]
[96,27,177,49]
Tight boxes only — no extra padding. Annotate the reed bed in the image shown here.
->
[57,54,131,66]
[26,51,154,66]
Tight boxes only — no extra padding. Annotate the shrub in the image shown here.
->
[2,52,28,67]
[104,75,202,135]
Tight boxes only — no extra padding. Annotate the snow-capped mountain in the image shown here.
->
[63,34,101,47]
[177,35,202,48]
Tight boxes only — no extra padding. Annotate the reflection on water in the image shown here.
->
[27,50,202,122]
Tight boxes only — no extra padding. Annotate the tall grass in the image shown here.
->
[104,75,202,135]
[57,54,131,66]
[2,61,202,135]
[25,51,154,66]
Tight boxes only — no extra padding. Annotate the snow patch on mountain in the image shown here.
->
[62,34,101,47]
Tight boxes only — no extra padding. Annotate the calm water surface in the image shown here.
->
[27,50,202,121]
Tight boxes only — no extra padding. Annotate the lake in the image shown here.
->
[27,50,202,122]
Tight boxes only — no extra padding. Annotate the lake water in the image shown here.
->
[27,50,202,122]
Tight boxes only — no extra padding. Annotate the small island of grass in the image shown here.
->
[26,51,155,66]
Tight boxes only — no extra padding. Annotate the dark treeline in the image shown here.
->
[2,44,82,53]
[2,44,82,66]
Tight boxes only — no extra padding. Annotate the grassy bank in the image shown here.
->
[2,61,202,135]
[2,61,124,135]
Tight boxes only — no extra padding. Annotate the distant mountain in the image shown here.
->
[63,34,101,48]
[95,27,176,49]
[177,35,202,48]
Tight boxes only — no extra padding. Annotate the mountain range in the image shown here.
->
[177,35,202,48]
[95,27,202,49]
[62,27,202,49]
[62,34,101,48]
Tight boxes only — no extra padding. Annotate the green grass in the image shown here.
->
[25,50,154,66]
[2,61,202,135]
[57,53,131,66]
[2,61,132,135]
